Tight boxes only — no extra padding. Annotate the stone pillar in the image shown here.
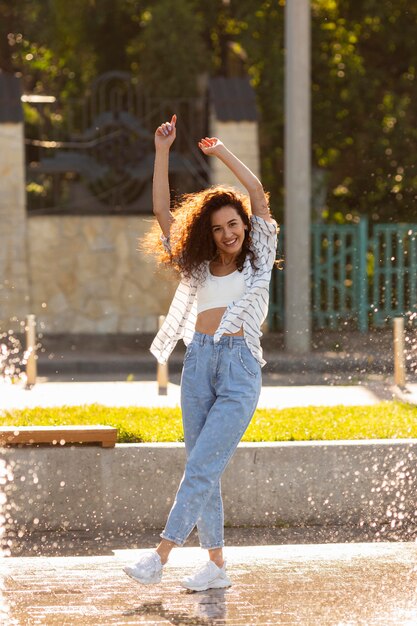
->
[209,115,261,191]
[0,74,30,329]
[208,77,260,192]
[284,0,312,353]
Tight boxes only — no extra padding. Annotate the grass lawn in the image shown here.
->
[1,402,417,443]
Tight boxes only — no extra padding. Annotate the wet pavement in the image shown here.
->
[2,542,417,625]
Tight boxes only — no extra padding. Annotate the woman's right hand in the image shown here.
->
[155,114,177,150]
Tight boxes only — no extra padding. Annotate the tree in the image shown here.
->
[6,0,417,222]
[191,0,285,218]
[0,1,47,76]
[128,0,207,98]
[225,0,417,222]
[310,0,417,222]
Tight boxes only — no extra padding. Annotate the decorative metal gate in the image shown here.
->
[370,224,417,327]
[268,219,417,331]
[312,221,367,330]
[25,71,209,214]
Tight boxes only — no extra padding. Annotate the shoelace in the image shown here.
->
[139,553,159,571]
[195,562,219,578]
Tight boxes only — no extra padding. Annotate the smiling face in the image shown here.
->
[210,205,247,256]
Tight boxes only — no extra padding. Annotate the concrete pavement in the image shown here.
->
[1,322,416,413]
[2,326,417,409]
[1,377,417,411]
[2,543,417,625]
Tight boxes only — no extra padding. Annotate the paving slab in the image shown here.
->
[1,543,417,625]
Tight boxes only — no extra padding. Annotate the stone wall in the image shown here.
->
[4,440,416,533]
[0,123,30,331]
[27,215,176,333]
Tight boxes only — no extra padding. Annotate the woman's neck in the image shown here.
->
[213,252,238,267]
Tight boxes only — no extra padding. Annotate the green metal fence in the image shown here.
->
[371,224,417,327]
[268,219,417,331]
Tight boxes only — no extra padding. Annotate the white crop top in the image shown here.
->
[196,267,246,314]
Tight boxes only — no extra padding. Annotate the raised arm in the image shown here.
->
[153,114,177,238]
[198,137,273,222]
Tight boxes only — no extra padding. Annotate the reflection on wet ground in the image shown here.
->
[1,543,417,625]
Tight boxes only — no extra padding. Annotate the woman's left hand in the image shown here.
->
[198,137,224,156]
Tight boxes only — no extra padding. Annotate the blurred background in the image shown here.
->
[0,0,416,373]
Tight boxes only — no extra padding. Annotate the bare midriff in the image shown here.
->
[195,307,244,336]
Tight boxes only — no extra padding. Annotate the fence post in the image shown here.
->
[357,216,368,332]
[25,314,37,388]
[393,317,406,388]
[157,315,168,395]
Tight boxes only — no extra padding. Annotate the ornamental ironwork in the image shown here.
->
[26,71,209,214]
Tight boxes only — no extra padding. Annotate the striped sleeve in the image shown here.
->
[150,278,197,363]
[250,215,279,270]
[160,234,171,253]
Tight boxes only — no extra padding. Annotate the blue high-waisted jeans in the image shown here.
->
[161,332,262,549]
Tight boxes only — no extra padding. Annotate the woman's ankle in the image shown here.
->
[158,555,168,565]
[208,549,224,568]
[156,539,176,565]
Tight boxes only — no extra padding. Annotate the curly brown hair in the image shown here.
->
[141,186,260,280]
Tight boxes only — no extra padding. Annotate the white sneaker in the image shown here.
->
[123,551,163,585]
[181,560,232,592]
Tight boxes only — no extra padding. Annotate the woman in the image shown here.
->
[124,114,278,592]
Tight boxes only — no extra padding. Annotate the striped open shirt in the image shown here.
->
[150,214,278,367]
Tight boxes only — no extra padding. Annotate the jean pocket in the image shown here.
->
[183,342,195,364]
[238,345,259,377]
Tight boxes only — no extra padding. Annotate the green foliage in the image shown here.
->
[195,0,417,223]
[310,0,417,223]
[0,0,43,74]
[1,402,417,442]
[233,1,285,220]
[247,403,417,441]
[5,1,417,221]
[128,0,207,97]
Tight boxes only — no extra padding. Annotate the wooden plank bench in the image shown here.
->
[0,425,117,448]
